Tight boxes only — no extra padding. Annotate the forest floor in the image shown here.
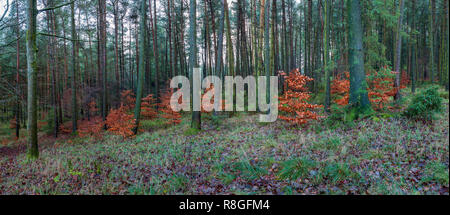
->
[0,91,449,195]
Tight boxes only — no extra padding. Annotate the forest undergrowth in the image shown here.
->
[0,88,448,195]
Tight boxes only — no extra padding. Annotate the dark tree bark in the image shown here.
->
[270,0,277,74]
[71,1,78,132]
[113,0,121,100]
[149,0,159,102]
[133,0,147,134]
[394,0,405,101]
[324,0,331,112]
[45,0,59,137]
[98,0,107,126]
[26,0,38,158]
[15,0,21,139]
[347,0,371,114]
[215,0,225,77]
[281,0,288,74]
[428,0,435,83]
[264,0,270,104]
[189,0,201,130]
[411,0,416,93]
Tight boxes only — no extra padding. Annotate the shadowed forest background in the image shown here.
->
[0,0,448,195]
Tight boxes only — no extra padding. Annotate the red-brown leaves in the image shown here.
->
[78,117,104,139]
[9,118,17,130]
[120,90,136,111]
[158,88,182,125]
[59,122,72,134]
[331,72,350,106]
[57,89,181,140]
[278,69,323,125]
[400,70,410,89]
[88,100,99,114]
[106,105,136,139]
[331,67,409,110]
[141,94,158,120]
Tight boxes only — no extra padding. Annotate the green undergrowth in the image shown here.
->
[0,88,448,195]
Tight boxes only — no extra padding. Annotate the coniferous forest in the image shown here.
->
[0,0,449,195]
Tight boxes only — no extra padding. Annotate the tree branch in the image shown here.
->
[0,20,25,32]
[38,0,75,14]
[0,0,9,23]
[38,32,97,42]
[0,35,22,49]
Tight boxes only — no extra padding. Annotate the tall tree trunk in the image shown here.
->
[281,0,287,74]
[446,0,449,90]
[251,0,257,76]
[15,0,21,139]
[216,0,225,78]
[225,0,233,78]
[26,0,38,158]
[324,0,331,112]
[264,0,270,105]
[168,0,175,78]
[204,0,212,76]
[135,22,139,90]
[270,0,276,74]
[149,0,159,103]
[411,0,416,93]
[99,0,107,126]
[236,0,242,76]
[347,0,371,115]
[428,0,435,83]
[129,20,133,89]
[307,0,312,78]
[189,0,201,129]
[258,0,265,76]
[71,1,78,132]
[439,0,447,88]
[134,0,147,134]
[113,0,120,101]
[394,0,404,101]
[208,0,218,71]
[288,0,294,70]
[47,1,59,137]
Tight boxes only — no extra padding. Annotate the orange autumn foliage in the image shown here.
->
[1,138,9,146]
[59,117,104,139]
[120,90,136,111]
[106,105,136,139]
[400,70,410,88]
[59,95,137,139]
[9,117,18,129]
[331,72,350,106]
[141,94,158,120]
[278,69,324,125]
[367,69,397,110]
[158,88,182,125]
[59,122,72,134]
[331,67,409,110]
[88,100,99,114]
[78,117,104,139]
